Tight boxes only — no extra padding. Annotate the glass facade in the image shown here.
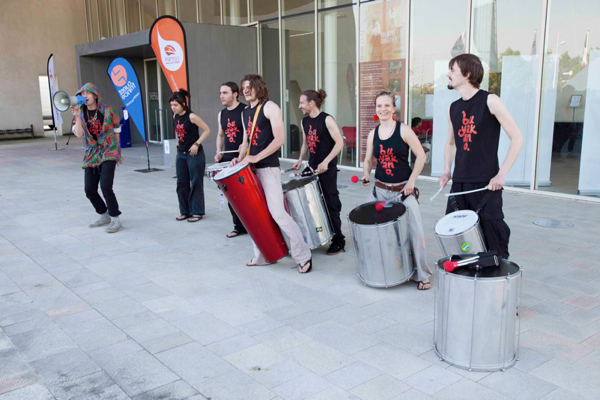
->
[83,0,600,199]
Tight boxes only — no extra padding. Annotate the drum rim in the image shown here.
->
[206,161,231,171]
[282,175,318,193]
[214,162,250,181]
[434,210,480,236]
[435,258,521,280]
[348,201,408,226]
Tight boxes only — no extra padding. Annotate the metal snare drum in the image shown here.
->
[282,176,333,249]
[348,202,414,288]
[434,210,487,257]
[206,162,231,181]
[434,257,522,371]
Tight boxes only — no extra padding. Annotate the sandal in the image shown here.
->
[227,230,247,238]
[176,214,191,221]
[298,258,313,274]
[246,259,276,267]
[417,281,431,290]
[188,215,203,223]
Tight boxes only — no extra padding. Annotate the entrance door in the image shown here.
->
[144,58,172,144]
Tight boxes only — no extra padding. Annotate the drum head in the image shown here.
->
[282,176,316,192]
[444,258,520,278]
[349,201,406,225]
[214,162,249,181]
[206,161,230,172]
[435,210,479,236]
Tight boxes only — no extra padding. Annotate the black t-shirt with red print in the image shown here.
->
[242,101,280,169]
[174,110,201,153]
[449,90,501,183]
[301,112,337,170]
[219,102,246,162]
[373,121,412,183]
[83,107,104,140]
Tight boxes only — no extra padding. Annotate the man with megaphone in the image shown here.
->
[70,83,124,233]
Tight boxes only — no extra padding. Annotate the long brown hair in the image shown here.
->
[240,74,270,103]
[302,89,327,109]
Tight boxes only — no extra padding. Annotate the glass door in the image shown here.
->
[144,58,166,143]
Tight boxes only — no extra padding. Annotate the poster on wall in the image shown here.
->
[149,16,189,96]
[359,0,407,162]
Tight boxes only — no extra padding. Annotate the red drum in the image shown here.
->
[214,163,288,262]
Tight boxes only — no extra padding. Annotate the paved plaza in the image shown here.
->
[1,137,599,400]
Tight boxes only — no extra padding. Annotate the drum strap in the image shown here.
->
[246,102,264,156]
[475,190,494,214]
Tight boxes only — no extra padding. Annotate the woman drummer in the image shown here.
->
[361,91,432,290]
[170,89,211,222]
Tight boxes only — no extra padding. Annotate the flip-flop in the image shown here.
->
[246,260,276,267]
[298,258,313,274]
[417,281,431,290]
[188,215,203,223]
[176,215,191,221]
[227,230,247,238]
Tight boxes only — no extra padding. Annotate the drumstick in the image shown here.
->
[444,186,489,197]
[219,150,239,153]
[430,185,445,202]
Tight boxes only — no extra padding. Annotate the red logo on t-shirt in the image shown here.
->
[247,116,261,146]
[378,144,398,176]
[176,120,186,142]
[88,119,102,138]
[307,125,319,154]
[458,111,477,151]
[225,118,239,143]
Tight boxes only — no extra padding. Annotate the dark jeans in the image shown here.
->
[228,203,247,233]
[176,150,205,216]
[445,181,510,259]
[315,166,345,245]
[84,160,121,217]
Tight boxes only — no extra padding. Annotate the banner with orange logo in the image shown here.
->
[149,16,189,96]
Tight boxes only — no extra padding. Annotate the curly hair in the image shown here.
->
[240,74,270,103]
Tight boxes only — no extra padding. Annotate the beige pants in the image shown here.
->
[253,167,311,265]
[368,183,432,282]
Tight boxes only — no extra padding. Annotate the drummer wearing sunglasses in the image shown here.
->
[229,74,313,274]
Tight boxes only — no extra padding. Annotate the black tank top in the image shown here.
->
[220,102,246,162]
[243,101,280,168]
[301,112,337,169]
[373,121,412,183]
[174,110,201,153]
[449,90,501,183]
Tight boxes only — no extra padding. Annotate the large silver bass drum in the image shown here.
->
[434,210,487,257]
[348,201,414,288]
[282,176,333,249]
[434,257,522,371]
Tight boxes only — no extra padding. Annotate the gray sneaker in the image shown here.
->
[89,212,110,228]
[105,216,123,233]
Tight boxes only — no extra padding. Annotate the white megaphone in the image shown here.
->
[53,90,86,112]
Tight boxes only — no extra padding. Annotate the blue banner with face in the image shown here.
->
[107,58,146,142]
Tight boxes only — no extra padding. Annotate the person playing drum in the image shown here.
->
[229,74,313,273]
[292,89,345,256]
[216,82,247,238]
[361,91,432,290]
[438,54,523,259]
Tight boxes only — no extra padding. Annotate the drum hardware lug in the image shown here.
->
[221,184,227,192]
[237,175,245,184]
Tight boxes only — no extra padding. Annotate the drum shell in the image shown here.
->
[282,177,333,249]
[434,258,521,371]
[435,214,487,257]
[215,165,288,262]
[348,203,414,288]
